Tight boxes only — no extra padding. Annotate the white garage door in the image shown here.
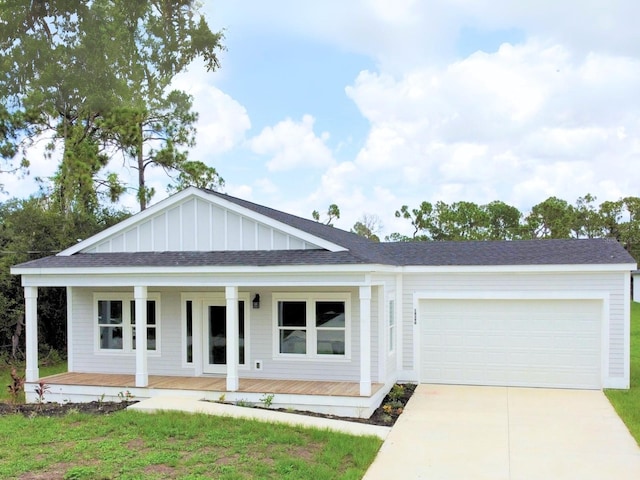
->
[420,299,602,389]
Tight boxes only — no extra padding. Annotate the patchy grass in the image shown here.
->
[0,361,67,403]
[606,301,640,445]
[0,409,381,479]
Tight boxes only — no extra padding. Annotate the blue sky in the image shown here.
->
[4,1,640,238]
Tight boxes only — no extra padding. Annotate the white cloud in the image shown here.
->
[192,89,251,157]
[210,0,640,73]
[343,38,640,224]
[249,115,335,171]
[172,65,251,158]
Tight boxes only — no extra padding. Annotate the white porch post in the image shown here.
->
[225,286,239,391]
[134,286,148,387]
[24,286,39,382]
[359,285,372,396]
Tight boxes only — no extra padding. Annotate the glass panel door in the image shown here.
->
[208,306,227,367]
[203,301,246,374]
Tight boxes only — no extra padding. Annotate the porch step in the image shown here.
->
[128,396,390,439]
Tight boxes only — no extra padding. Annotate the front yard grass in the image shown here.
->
[0,409,382,479]
[606,301,640,445]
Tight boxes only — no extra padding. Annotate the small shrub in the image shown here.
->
[381,413,393,424]
[388,384,405,402]
[218,393,226,403]
[260,393,275,408]
[117,390,134,402]
[236,398,252,407]
[34,381,50,403]
[39,347,64,367]
[7,366,24,405]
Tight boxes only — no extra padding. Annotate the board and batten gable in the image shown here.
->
[398,269,631,388]
[82,196,324,253]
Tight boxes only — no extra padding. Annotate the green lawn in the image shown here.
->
[606,301,640,445]
[0,409,381,479]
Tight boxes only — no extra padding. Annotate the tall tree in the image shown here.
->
[394,202,434,240]
[620,197,640,260]
[436,201,489,240]
[167,160,224,193]
[0,0,225,213]
[351,214,383,242]
[599,199,624,239]
[570,194,603,239]
[312,204,341,226]
[485,200,523,240]
[524,197,574,239]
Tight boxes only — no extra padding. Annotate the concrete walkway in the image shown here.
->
[128,396,390,439]
[364,384,640,480]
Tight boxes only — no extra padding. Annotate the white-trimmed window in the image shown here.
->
[94,293,160,353]
[273,293,350,358]
[97,299,124,350]
[130,300,157,351]
[388,299,396,353]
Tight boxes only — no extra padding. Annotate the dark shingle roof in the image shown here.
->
[11,189,637,271]
[15,250,368,269]
[14,238,635,270]
[202,190,391,264]
[378,238,636,266]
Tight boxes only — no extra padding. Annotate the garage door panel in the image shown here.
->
[420,299,602,389]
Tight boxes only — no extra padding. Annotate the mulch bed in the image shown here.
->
[0,383,416,426]
[0,401,134,417]
[280,383,417,426]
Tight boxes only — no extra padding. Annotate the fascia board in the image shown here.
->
[11,263,398,277]
[401,263,637,274]
[413,290,610,301]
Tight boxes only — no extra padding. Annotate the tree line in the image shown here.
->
[376,194,639,260]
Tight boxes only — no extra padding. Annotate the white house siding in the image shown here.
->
[70,288,189,376]
[399,271,628,385]
[84,197,323,253]
[69,285,376,383]
[370,274,401,386]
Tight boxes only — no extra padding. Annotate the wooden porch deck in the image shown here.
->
[40,372,384,398]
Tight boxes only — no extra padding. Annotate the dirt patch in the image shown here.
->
[16,462,74,480]
[143,464,177,476]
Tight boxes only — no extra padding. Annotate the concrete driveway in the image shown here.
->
[364,384,640,480]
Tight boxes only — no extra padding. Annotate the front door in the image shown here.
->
[203,301,245,374]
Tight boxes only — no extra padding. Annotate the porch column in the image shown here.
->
[24,286,39,382]
[359,285,372,396]
[134,286,148,387]
[225,286,239,391]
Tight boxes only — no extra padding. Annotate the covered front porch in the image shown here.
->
[27,372,387,418]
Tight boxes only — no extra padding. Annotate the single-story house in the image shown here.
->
[12,187,638,417]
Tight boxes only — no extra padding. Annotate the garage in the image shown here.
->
[419,298,603,389]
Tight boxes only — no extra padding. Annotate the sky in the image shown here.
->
[3,0,640,238]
